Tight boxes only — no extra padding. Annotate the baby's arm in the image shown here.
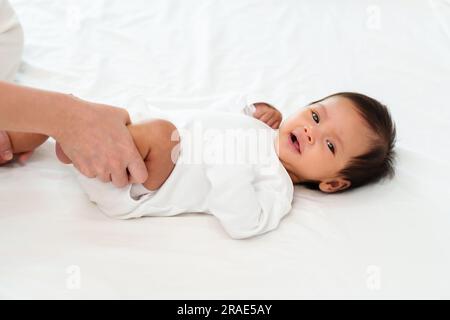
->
[127,119,180,191]
[6,131,48,155]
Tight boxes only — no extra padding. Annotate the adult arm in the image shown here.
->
[0,81,148,187]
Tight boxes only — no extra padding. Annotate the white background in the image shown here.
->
[1,0,449,299]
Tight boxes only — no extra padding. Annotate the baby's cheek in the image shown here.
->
[295,146,342,181]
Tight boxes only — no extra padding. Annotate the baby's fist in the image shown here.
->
[253,103,282,129]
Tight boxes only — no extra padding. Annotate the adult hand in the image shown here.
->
[54,95,148,188]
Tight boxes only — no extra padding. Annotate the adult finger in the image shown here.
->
[111,168,129,188]
[97,172,112,183]
[75,161,96,179]
[127,157,148,184]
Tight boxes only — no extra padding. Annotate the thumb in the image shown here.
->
[55,142,72,164]
[0,131,13,162]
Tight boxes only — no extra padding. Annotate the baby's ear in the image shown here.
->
[318,179,351,193]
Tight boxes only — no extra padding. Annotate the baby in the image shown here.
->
[7,92,396,239]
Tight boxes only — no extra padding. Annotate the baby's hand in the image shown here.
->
[252,103,283,129]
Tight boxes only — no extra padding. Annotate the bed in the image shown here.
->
[1,0,450,299]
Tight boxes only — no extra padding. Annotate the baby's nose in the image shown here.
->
[303,126,314,144]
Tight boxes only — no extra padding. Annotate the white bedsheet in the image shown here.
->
[1,0,450,299]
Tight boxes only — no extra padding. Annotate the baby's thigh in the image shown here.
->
[130,119,180,191]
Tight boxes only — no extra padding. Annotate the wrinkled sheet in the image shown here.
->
[1,0,450,299]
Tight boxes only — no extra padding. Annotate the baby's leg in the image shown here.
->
[127,119,180,191]
[7,132,48,154]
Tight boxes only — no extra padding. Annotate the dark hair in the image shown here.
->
[302,92,397,193]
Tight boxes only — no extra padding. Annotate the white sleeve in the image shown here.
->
[208,92,257,116]
[205,164,293,239]
[206,92,278,116]
[142,92,277,116]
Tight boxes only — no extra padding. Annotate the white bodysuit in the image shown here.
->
[0,0,23,81]
[76,94,294,239]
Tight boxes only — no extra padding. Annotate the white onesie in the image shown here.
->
[0,0,24,81]
[76,94,294,239]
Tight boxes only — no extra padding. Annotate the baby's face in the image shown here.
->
[276,96,374,192]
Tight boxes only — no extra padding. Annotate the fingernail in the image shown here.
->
[2,151,13,161]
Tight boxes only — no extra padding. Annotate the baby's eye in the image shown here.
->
[327,141,335,154]
[311,110,320,123]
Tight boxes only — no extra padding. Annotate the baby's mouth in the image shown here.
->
[289,132,301,154]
